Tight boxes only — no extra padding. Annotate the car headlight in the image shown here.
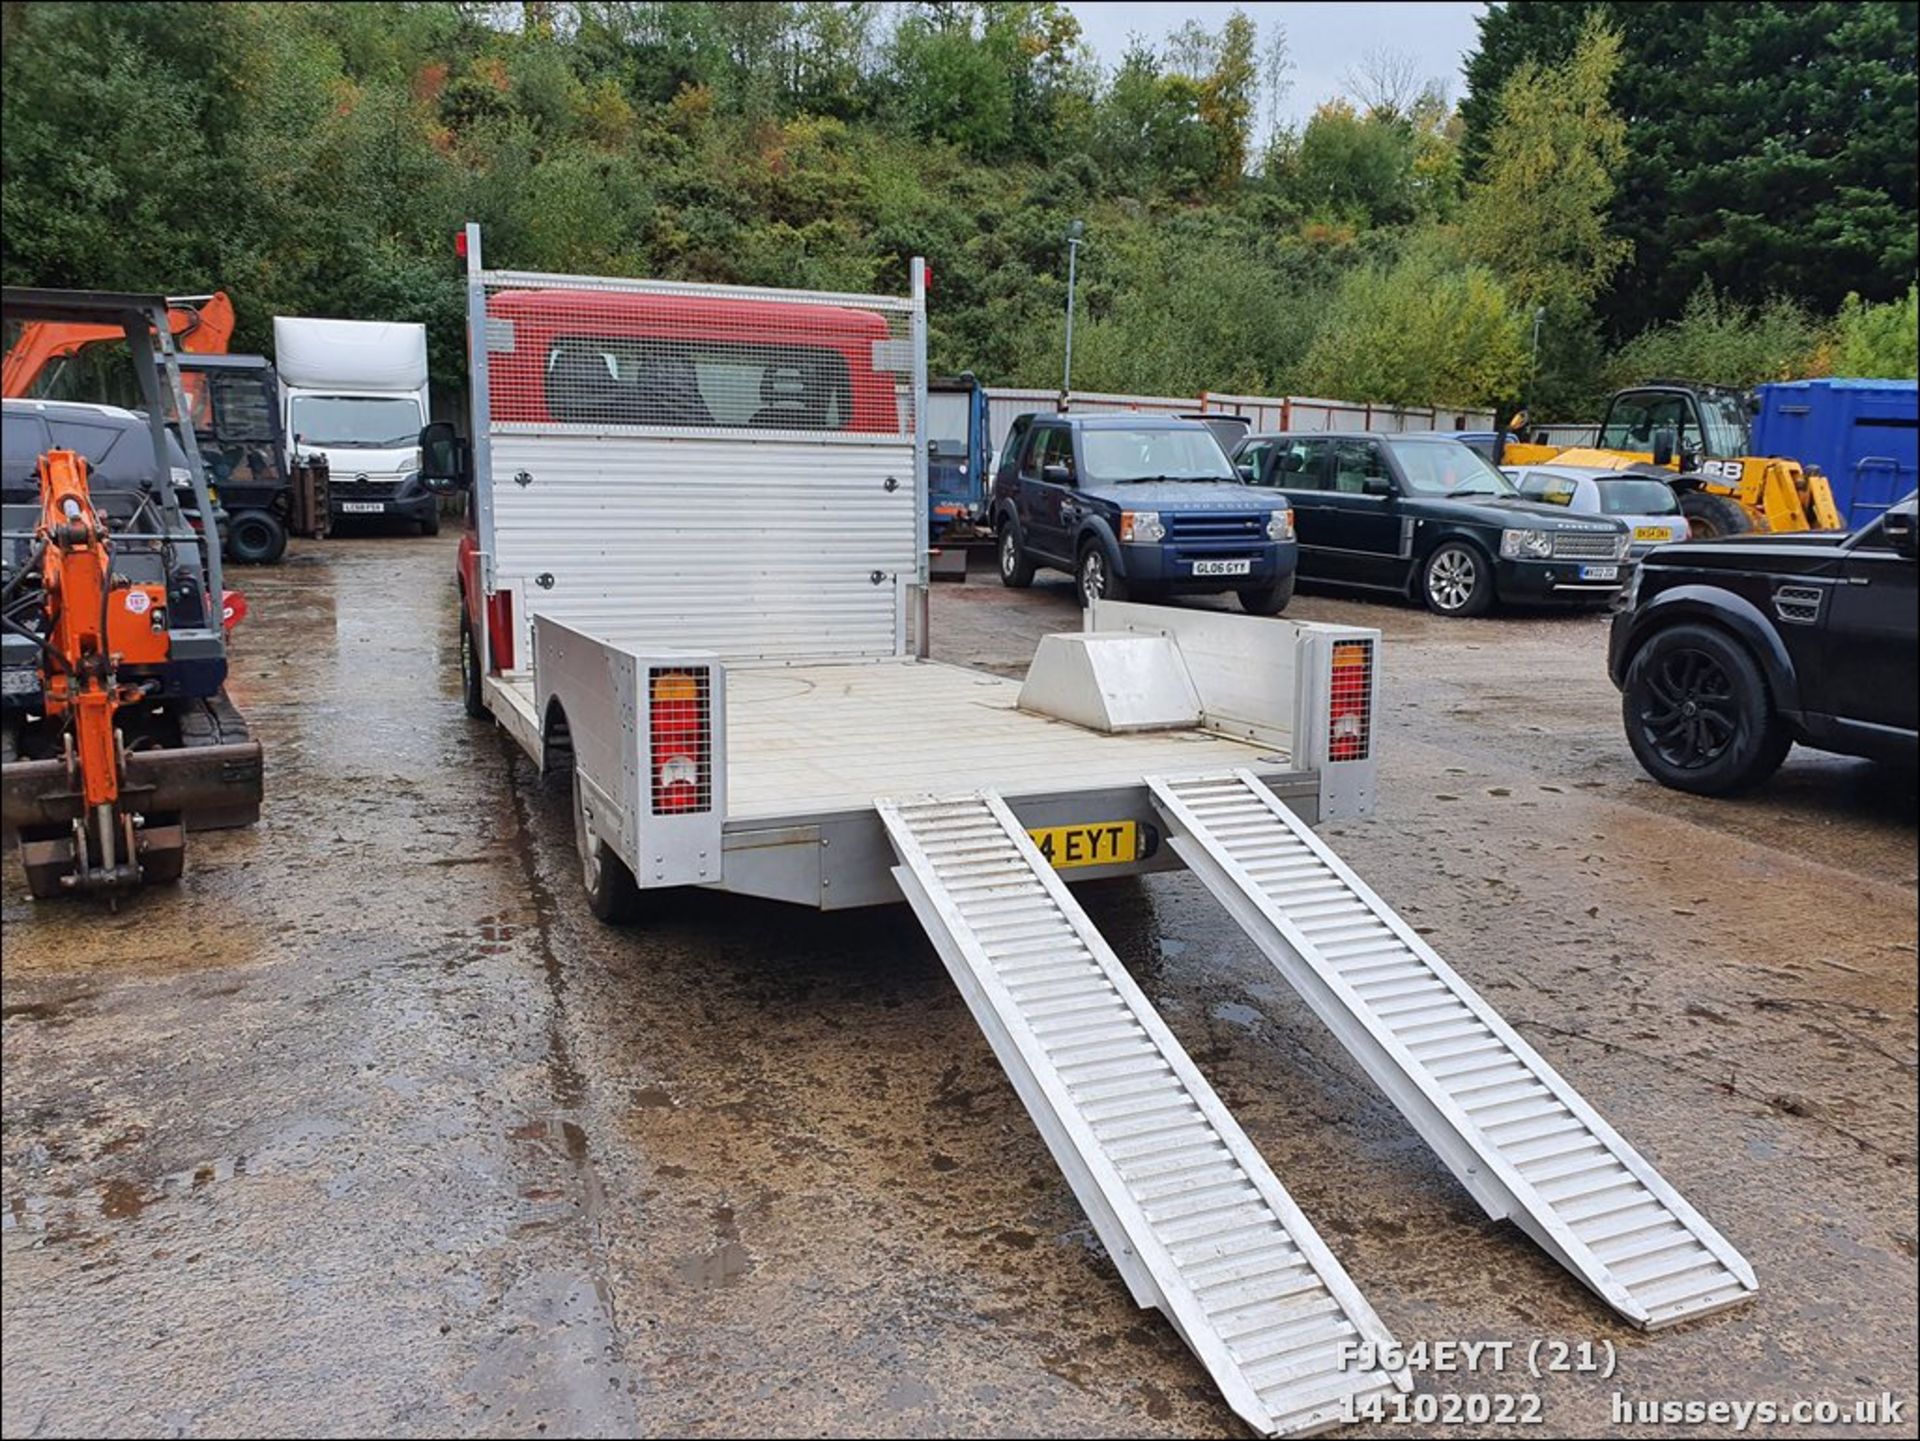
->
[1614,531,1631,559]
[1266,508,1295,541]
[1500,528,1553,559]
[1120,510,1165,543]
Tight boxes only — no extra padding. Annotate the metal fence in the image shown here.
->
[982,387,1496,454]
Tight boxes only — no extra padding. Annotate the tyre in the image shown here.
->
[1076,542,1128,607]
[1621,622,1790,795]
[417,505,441,537]
[998,521,1035,588]
[1421,541,1493,617]
[458,611,487,719]
[1238,573,1296,616]
[226,509,287,565]
[572,763,645,923]
[1678,490,1752,540]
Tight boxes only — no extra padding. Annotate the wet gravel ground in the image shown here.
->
[3,535,1914,1438]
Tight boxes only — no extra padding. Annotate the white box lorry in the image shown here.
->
[416,226,1754,1437]
[271,315,437,532]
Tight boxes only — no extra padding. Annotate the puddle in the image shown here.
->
[672,1240,751,1287]
[1210,1000,1263,1031]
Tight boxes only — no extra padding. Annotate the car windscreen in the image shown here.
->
[1594,478,1679,516]
[1387,438,1516,497]
[1078,427,1236,483]
[925,390,969,456]
[290,395,424,448]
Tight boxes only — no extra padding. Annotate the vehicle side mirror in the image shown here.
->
[1883,505,1917,559]
[1236,461,1256,481]
[1362,475,1394,498]
[418,421,471,493]
[1041,462,1073,486]
[1651,426,1676,468]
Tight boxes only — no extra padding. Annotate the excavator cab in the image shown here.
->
[0,288,263,899]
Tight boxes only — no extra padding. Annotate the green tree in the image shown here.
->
[1198,9,1259,186]
[1459,14,1629,312]
[1283,101,1416,228]
[1462,2,1919,335]
[1300,239,1529,407]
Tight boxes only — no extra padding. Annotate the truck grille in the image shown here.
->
[1166,513,1265,543]
[1550,531,1622,561]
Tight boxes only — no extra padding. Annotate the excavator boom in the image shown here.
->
[2,291,235,398]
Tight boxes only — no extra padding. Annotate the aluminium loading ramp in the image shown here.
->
[878,792,1411,1438]
[1148,770,1758,1330]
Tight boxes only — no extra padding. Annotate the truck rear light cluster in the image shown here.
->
[1328,640,1373,762]
[650,667,711,814]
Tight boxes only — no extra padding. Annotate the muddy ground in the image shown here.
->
[3,534,1914,1439]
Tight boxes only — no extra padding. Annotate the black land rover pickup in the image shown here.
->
[1607,491,1918,794]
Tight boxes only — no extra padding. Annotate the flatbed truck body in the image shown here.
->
[433,229,1755,1437]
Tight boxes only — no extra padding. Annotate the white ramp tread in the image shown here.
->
[879,792,1410,1437]
[1149,770,1757,1330]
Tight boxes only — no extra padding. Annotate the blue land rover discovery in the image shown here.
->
[990,414,1299,613]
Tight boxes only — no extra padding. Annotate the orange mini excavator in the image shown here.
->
[2,288,263,899]
[27,448,180,888]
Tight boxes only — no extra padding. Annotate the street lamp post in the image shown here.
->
[1061,219,1085,406]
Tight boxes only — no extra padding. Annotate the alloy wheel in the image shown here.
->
[1079,549,1108,604]
[1427,548,1477,612]
[1639,647,1739,768]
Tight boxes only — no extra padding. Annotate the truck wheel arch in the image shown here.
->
[1619,586,1801,716]
[540,696,574,779]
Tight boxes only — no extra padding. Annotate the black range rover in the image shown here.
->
[1608,491,1917,794]
[1233,431,1632,616]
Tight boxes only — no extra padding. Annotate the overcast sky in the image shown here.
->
[1064,2,1488,130]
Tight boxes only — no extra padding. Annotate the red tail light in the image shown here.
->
[1328,640,1372,762]
[221,589,247,631]
[650,668,710,814]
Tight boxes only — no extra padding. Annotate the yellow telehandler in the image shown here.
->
[1501,381,1843,538]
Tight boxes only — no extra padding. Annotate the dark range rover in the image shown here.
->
[1608,491,1918,794]
[1233,431,1631,616]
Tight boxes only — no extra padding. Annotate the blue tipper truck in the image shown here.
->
[1754,378,1918,527]
[926,373,992,575]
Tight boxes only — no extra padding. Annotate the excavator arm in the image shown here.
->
[2,291,235,398]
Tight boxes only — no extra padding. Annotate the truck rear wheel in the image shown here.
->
[227,509,287,565]
[458,612,487,719]
[572,765,644,924]
[1679,490,1752,540]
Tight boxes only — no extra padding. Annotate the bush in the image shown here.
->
[1830,284,1919,378]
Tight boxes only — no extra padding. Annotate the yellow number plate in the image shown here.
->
[1633,525,1668,541]
[1027,821,1139,870]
